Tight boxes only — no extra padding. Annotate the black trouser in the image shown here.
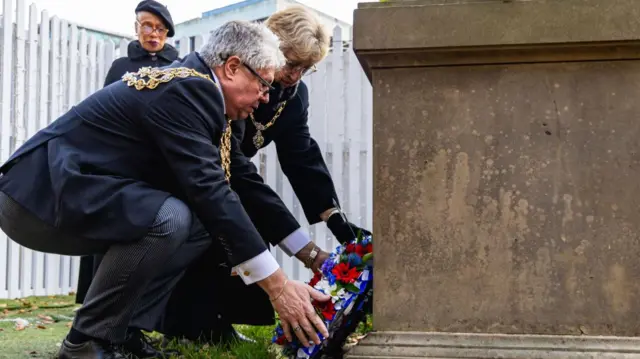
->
[0,192,211,344]
[156,240,276,342]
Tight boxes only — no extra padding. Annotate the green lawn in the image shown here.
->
[0,295,371,359]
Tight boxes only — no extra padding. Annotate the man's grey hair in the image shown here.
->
[200,20,286,71]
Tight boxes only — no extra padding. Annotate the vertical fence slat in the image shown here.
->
[118,38,129,59]
[59,20,69,114]
[0,0,14,299]
[44,16,61,295]
[97,40,105,88]
[33,9,49,296]
[327,26,345,253]
[67,25,80,294]
[21,2,39,298]
[78,30,88,101]
[88,36,97,94]
[178,36,189,57]
[346,48,363,230]
[8,0,27,299]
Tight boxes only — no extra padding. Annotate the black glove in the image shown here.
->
[326,211,372,244]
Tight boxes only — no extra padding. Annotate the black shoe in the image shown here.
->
[57,339,126,359]
[120,330,182,358]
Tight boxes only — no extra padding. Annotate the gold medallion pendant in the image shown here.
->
[252,128,265,149]
[249,101,287,149]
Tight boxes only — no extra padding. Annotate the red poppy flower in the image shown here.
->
[275,335,287,345]
[331,262,360,284]
[345,244,356,253]
[313,299,336,320]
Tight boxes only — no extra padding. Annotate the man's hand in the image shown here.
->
[257,269,330,347]
[325,211,371,244]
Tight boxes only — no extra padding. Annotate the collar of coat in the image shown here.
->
[127,40,179,63]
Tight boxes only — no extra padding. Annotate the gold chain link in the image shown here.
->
[249,101,287,149]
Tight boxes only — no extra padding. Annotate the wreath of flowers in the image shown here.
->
[272,232,373,358]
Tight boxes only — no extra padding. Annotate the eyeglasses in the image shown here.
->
[284,61,317,76]
[136,21,168,36]
[243,62,275,95]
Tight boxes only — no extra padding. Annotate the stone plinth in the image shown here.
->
[349,0,640,357]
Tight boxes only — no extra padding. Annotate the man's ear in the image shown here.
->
[223,56,242,80]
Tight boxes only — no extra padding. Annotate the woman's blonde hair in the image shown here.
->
[265,5,330,65]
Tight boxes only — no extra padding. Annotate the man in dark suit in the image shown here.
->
[0,20,330,359]
[158,5,372,346]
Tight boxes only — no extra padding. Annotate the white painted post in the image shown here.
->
[88,36,97,94]
[67,25,81,294]
[97,41,106,88]
[0,0,14,299]
[59,18,72,292]
[346,48,363,230]
[49,16,60,120]
[45,17,62,295]
[68,25,79,114]
[7,0,26,299]
[326,26,345,252]
[59,19,69,115]
[79,30,88,101]
[118,38,129,59]
[21,2,39,298]
[178,36,190,57]
[34,9,50,295]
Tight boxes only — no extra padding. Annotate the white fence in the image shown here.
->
[0,0,372,299]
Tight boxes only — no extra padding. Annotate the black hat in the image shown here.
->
[135,0,175,38]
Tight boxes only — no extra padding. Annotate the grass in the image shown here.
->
[0,295,372,359]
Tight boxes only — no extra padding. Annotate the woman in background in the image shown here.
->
[102,0,179,86]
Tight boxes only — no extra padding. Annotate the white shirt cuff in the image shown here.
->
[278,227,311,256]
[230,250,280,285]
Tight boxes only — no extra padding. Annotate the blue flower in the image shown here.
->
[321,259,335,277]
[326,273,337,285]
[347,253,362,266]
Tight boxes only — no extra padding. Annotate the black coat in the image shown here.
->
[104,40,179,87]
[0,52,300,272]
[233,82,339,224]
[75,39,179,302]
[158,82,342,332]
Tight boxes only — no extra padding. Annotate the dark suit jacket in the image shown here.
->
[0,52,300,267]
[233,81,339,225]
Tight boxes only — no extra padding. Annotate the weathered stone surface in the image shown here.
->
[372,60,640,335]
[351,0,640,347]
[345,331,640,358]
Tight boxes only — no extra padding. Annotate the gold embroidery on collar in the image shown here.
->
[122,66,214,90]
[123,66,231,182]
[220,117,232,183]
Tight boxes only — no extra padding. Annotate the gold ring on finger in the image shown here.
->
[293,326,302,332]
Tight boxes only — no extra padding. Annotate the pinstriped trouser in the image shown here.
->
[0,192,212,343]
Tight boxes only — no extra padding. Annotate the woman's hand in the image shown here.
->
[271,280,331,347]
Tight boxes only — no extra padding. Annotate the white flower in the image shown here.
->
[315,279,333,295]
